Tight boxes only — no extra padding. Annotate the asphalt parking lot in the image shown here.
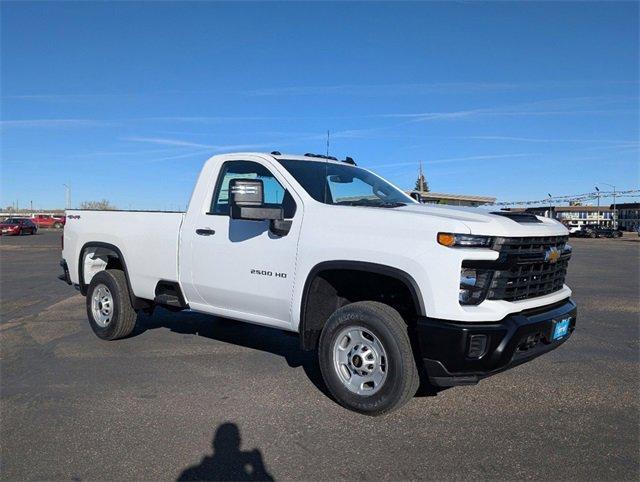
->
[1,231,638,481]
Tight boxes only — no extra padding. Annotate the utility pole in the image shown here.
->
[548,193,553,219]
[30,200,33,213]
[419,161,425,192]
[63,184,71,210]
[600,182,617,229]
[595,186,600,226]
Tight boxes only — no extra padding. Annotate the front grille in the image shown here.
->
[487,236,570,302]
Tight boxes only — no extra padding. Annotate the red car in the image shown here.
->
[31,214,65,229]
[0,217,38,235]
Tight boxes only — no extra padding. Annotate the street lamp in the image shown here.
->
[62,184,71,210]
[599,182,617,229]
[547,193,553,219]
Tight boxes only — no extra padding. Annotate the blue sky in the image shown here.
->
[1,1,638,211]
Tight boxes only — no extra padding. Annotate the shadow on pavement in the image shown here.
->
[134,307,442,400]
[177,422,274,481]
[135,308,328,396]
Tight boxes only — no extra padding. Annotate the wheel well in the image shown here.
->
[79,242,151,310]
[80,245,122,288]
[299,265,423,351]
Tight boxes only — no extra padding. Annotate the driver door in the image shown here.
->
[181,158,302,329]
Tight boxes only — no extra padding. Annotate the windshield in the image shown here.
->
[277,159,414,207]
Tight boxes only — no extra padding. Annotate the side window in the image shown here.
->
[210,161,296,218]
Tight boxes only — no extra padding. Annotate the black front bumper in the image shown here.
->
[417,298,577,387]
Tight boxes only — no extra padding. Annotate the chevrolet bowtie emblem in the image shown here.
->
[544,247,561,264]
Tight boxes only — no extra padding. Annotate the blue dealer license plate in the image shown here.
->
[553,318,571,340]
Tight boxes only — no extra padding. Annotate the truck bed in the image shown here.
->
[62,210,185,301]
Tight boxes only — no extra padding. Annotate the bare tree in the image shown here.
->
[79,199,117,210]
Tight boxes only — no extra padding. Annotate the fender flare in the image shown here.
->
[298,260,426,350]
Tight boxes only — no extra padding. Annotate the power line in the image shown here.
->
[494,189,639,206]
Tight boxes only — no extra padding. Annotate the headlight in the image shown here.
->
[459,268,492,305]
[438,233,494,248]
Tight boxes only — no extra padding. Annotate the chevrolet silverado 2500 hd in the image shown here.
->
[60,152,576,415]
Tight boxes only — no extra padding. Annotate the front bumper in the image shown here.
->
[417,298,577,387]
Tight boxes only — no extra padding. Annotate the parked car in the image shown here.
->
[575,226,623,238]
[565,225,582,236]
[60,152,577,415]
[31,214,65,229]
[0,217,37,235]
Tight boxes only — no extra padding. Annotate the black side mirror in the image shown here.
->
[228,178,292,236]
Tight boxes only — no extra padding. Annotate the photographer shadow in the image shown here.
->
[177,422,274,482]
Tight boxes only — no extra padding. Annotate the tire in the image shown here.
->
[53,222,62,229]
[589,232,596,238]
[318,301,420,416]
[86,269,137,340]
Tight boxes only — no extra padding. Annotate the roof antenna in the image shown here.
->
[326,129,330,157]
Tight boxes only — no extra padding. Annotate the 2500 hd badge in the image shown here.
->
[250,269,287,279]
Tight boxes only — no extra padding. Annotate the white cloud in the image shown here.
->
[0,119,104,128]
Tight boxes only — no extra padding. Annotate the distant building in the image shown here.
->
[613,202,640,231]
[409,191,496,207]
[554,206,614,228]
[504,205,615,228]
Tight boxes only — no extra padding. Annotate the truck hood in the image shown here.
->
[395,203,568,237]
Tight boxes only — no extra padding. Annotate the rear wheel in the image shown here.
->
[53,222,62,229]
[86,269,137,340]
[318,301,419,416]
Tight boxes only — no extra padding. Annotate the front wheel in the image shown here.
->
[318,301,419,416]
[86,269,137,340]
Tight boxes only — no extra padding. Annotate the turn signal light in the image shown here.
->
[437,233,456,247]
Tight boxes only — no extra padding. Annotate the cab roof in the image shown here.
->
[268,151,357,166]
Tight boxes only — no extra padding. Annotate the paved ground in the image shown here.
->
[1,231,638,481]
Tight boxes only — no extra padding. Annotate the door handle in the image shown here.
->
[196,228,216,236]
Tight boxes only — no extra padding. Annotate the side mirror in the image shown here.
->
[229,178,281,220]
[228,178,292,236]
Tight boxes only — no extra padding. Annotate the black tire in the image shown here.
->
[53,222,62,229]
[86,269,137,340]
[318,301,419,416]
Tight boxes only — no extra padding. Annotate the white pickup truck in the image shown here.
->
[60,151,576,415]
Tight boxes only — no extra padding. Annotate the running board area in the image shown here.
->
[154,281,188,309]
[154,293,183,307]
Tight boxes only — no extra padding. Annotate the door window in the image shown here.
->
[210,161,296,218]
